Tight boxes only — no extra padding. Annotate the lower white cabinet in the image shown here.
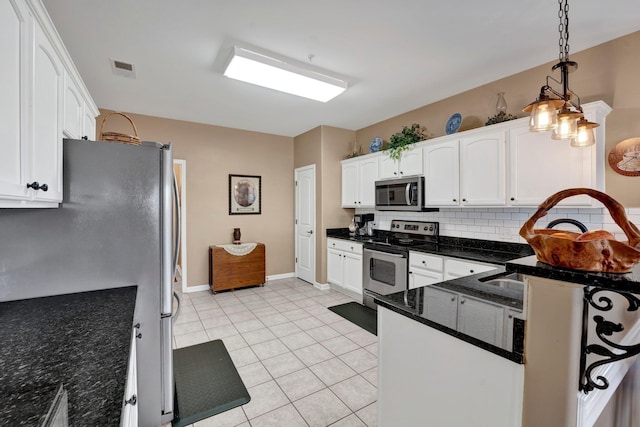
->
[423,285,507,349]
[457,295,505,347]
[444,258,496,280]
[121,325,139,427]
[408,251,444,289]
[327,238,363,297]
[423,286,458,329]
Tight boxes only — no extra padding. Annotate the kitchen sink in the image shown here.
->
[482,273,525,292]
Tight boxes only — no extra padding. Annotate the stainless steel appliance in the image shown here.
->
[363,220,439,309]
[354,213,374,236]
[0,139,179,426]
[375,176,424,211]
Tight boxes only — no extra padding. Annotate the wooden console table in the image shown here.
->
[209,243,265,292]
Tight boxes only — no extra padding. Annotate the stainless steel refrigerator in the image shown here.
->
[0,139,179,426]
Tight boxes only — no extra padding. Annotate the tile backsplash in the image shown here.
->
[355,207,640,244]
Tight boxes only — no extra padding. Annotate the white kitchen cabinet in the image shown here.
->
[341,155,379,208]
[408,251,444,289]
[444,258,496,280]
[121,325,139,427]
[507,105,609,207]
[32,21,64,203]
[423,139,459,206]
[459,129,506,206]
[378,145,423,179]
[457,295,505,347]
[63,70,98,141]
[0,0,98,207]
[0,0,30,202]
[327,238,363,297]
[423,286,458,329]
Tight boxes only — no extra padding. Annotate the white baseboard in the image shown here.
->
[267,272,295,281]
[182,284,210,293]
[314,282,331,291]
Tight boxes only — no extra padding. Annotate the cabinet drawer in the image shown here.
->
[327,238,362,255]
[445,258,495,278]
[409,252,443,273]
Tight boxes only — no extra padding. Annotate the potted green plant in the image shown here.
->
[384,124,426,160]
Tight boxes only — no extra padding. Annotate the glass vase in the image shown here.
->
[496,92,507,116]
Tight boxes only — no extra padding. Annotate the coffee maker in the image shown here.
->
[354,213,375,236]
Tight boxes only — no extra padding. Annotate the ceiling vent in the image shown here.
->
[110,58,136,78]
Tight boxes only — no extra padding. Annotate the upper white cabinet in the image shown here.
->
[379,146,423,179]
[0,0,30,201]
[507,103,610,207]
[423,138,459,206]
[341,155,379,208]
[459,130,507,206]
[0,0,98,208]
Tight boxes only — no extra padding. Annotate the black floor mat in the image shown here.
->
[328,302,377,335]
[172,339,250,427]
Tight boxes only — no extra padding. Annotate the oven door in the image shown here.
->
[363,248,408,308]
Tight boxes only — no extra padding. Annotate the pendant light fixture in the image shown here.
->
[523,0,599,147]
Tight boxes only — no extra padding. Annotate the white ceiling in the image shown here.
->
[43,0,640,137]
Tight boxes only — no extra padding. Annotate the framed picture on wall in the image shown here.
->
[229,174,261,215]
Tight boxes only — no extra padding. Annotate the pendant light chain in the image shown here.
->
[558,0,570,62]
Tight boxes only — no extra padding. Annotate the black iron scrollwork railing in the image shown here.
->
[579,287,640,393]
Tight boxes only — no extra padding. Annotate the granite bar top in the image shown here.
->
[0,286,137,426]
[506,255,640,292]
[374,284,524,364]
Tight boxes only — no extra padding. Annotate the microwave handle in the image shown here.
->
[405,183,412,206]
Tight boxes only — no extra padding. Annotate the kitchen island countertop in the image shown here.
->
[0,286,137,426]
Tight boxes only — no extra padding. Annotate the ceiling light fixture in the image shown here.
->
[223,46,347,102]
[523,0,599,147]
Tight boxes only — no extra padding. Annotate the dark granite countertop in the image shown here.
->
[506,255,640,291]
[0,286,137,426]
[327,228,534,265]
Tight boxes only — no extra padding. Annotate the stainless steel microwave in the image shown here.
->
[375,176,424,211]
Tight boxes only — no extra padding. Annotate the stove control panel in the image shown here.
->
[390,220,439,237]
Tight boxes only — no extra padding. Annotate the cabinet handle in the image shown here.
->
[470,269,474,273]
[125,395,137,406]
[394,172,397,175]
[462,198,467,202]
[134,323,142,339]
[82,136,88,140]
[451,297,455,302]
[453,199,457,202]
[460,300,465,304]
[400,171,404,175]
[26,181,48,191]
[510,197,515,201]
[409,271,413,274]
[422,260,426,264]
[508,315,513,319]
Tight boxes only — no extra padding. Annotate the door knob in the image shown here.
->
[306,230,313,234]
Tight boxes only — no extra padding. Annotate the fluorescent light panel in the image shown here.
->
[223,46,347,102]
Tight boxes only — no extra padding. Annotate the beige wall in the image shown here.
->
[97,111,294,288]
[356,30,640,207]
[294,126,355,284]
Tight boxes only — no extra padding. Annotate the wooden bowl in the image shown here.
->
[519,188,640,273]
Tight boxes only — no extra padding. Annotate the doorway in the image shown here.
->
[173,159,188,292]
[295,165,316,285]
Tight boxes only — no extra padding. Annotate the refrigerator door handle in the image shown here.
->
[161,145,174,315]
[172,170,181,282]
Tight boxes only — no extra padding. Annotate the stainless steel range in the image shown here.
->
[362,220,439,310]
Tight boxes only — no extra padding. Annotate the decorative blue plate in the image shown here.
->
[370,136,383,152]
[445,113,462,135]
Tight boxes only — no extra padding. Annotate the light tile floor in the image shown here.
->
[171,278,378,427]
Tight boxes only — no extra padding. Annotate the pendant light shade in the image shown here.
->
[572,117,598,147]
[523,0,599,147]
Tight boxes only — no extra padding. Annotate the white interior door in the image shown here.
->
[295,165,316,284]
